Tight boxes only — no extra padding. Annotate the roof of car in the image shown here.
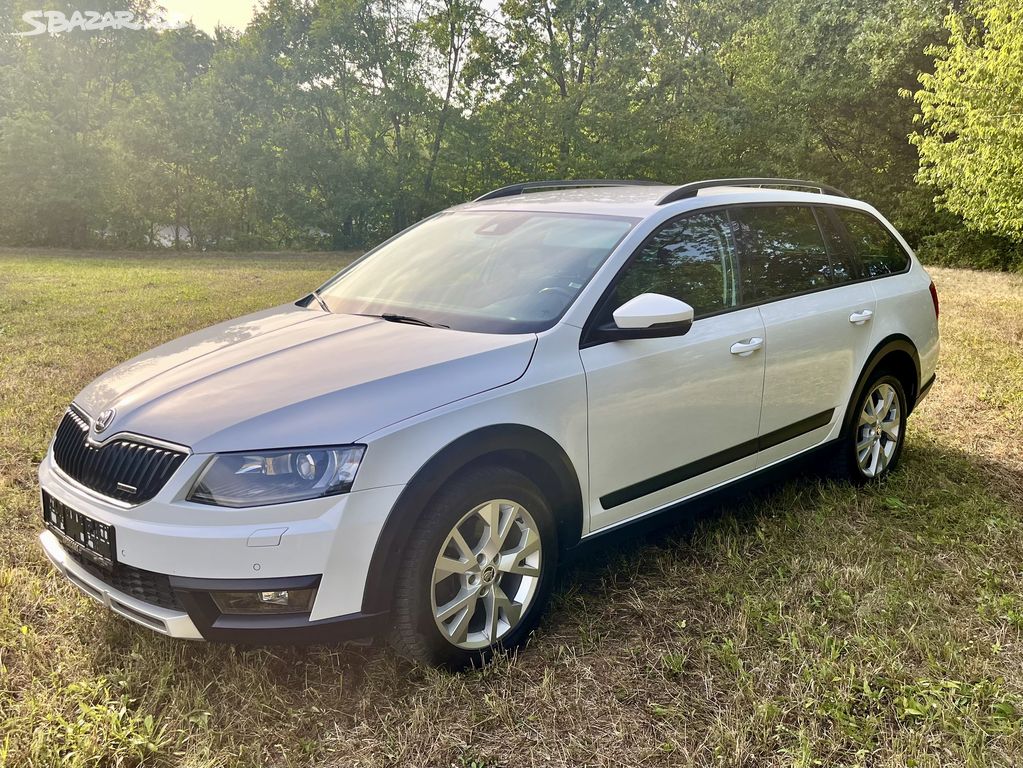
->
[452,183,865,220]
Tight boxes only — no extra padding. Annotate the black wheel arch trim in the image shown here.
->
[360,424,584,614]
[842,335,922,438]
[917,373,936,405]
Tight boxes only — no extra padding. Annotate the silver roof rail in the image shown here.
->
[475,179,665,202]
[656,177,849,205]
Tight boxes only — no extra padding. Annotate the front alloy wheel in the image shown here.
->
[392,465,557,669]
[431,499,542,649]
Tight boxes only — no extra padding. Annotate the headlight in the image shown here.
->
[187,446,365,507]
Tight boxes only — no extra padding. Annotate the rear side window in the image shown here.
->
[835,209,910,277]
[613,211,739,318]
[732,205,830,301]
[816,209,857,284]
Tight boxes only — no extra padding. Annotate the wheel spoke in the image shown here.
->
[864,395,878,420]
[434,554,473,583]
[444,595,478,645]
[881,422,900,442]
[500,560,540,577]
[857,447,873,468]
[494,584,521,629]
[877,442,890,471]
[494,505,517,551]
[868,441,881,476]
[450,528,475,560]
[476,501,500,549]
[477,501,518,554]
[497,527,541,575]
[480,585,520,643]
[880,387,895,420]
[482,590,501,642]
[436,588,478,624]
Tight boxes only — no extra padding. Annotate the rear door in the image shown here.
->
[580,210,766,532]
[730,204,876,465]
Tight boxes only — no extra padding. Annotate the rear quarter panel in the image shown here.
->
[868,243,940,395]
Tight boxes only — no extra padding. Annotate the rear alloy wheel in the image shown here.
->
[836,372,908,483]
[855,381,902,478]
[392,466,557,669]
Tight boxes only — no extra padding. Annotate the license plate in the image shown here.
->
[42,491,116,567]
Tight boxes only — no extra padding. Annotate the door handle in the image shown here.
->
[730,337,764,356]
[849,309,874,325]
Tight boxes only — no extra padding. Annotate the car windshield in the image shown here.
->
[317,210,637,333]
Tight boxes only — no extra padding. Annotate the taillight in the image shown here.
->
[928,281,939,319]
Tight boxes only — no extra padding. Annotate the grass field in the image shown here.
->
[1,250,1022,767]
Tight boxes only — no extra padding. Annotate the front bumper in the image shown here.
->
[40,529,203,639]
[40,530,389,643]
[38,447,404,642]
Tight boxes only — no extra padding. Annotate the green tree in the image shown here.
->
[912,0,1023,242]
[0,0,1015,267]
[486,0,659,180]
[714,0,946,238]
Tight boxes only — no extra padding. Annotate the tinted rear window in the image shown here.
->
[732,205,830,301]
[816,209,857,284]
[835,208,910,277]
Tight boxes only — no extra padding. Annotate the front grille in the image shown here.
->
[52,407,187,504]
[64,547,183,610]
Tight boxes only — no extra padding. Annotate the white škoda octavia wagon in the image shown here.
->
[39,179,939,668]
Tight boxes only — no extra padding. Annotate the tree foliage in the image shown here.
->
[0,0,1011,266]
[912,0,1023,243]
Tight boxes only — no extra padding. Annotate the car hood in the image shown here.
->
[74,304,537,453]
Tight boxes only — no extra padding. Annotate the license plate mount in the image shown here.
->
[42,492,117,568]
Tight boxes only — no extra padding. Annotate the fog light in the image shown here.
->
[211,588,316,615]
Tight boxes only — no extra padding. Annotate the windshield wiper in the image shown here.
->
[310,289,330,313]
[379,313,448,329]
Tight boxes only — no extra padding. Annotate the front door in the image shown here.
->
[581,210,766,532]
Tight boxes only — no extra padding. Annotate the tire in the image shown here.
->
[832,371,908,484]
[391,465,559,669]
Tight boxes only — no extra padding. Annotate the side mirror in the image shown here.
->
[595,293,695,342]
[613,293,695,330]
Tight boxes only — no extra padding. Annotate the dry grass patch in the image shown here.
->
[1,253,1021,767]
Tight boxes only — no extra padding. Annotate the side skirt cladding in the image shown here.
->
[599,409,834,510]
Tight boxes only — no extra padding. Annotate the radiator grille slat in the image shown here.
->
[51,408,187,504]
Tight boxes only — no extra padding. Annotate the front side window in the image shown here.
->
[317,211,636,333]
[732,205,831,301]
[835,208,910,277]
[610,211,739,318]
